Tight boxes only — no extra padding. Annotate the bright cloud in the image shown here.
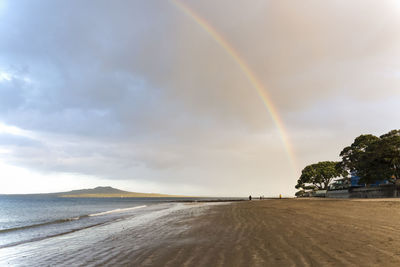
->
[0,71,11,82]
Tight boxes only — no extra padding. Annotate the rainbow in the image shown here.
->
[171,0,298,173]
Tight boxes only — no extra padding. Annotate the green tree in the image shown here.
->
[295,161,345,191]
[340,130,400,185]
[339,134,380,173]
[295,190,306,197]
[374,130,400,180]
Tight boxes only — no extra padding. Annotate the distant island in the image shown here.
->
[6,186,187,198]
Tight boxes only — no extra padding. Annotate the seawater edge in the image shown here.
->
[0,201,227,266]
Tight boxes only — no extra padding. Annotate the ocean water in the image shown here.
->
[0,195,235,266]
[0,195,205,249]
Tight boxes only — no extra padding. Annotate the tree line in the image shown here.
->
[295,129,400,196]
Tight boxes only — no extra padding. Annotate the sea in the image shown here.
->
[0,195,236,266]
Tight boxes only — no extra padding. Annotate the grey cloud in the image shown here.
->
[0,133,42,147]
[0,0,399,195]
[187,0,400,109]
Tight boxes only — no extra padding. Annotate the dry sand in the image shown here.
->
[131,199,400,266]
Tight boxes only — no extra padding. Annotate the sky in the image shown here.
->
[0,0,399,196]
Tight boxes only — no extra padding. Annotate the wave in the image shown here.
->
[0,205,147,234]
[0,221,108,249]
[89,205,147,217]
[0,217,83,234]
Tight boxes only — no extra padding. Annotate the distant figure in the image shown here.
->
[260,196,262,200]
[249,195,252,201]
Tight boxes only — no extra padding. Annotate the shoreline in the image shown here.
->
[3,199,400,266]
[0,202,225,266]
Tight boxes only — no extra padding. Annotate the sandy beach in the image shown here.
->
[131,199,400,266]
[3,199,400,266]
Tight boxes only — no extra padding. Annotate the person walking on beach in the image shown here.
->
[249,195,252,201]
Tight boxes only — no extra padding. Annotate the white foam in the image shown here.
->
[89,205,147,217]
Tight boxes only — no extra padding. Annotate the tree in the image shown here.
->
[340,130,400,185]
[339,134,380,173]
[375,130,400,180]
[295,161,346,191]
[295,190,306,197]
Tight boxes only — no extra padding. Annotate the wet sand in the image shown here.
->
[132,199,400,266]
[4,199,400,266]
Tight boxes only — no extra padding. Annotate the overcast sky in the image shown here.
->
[0,0,399,196]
